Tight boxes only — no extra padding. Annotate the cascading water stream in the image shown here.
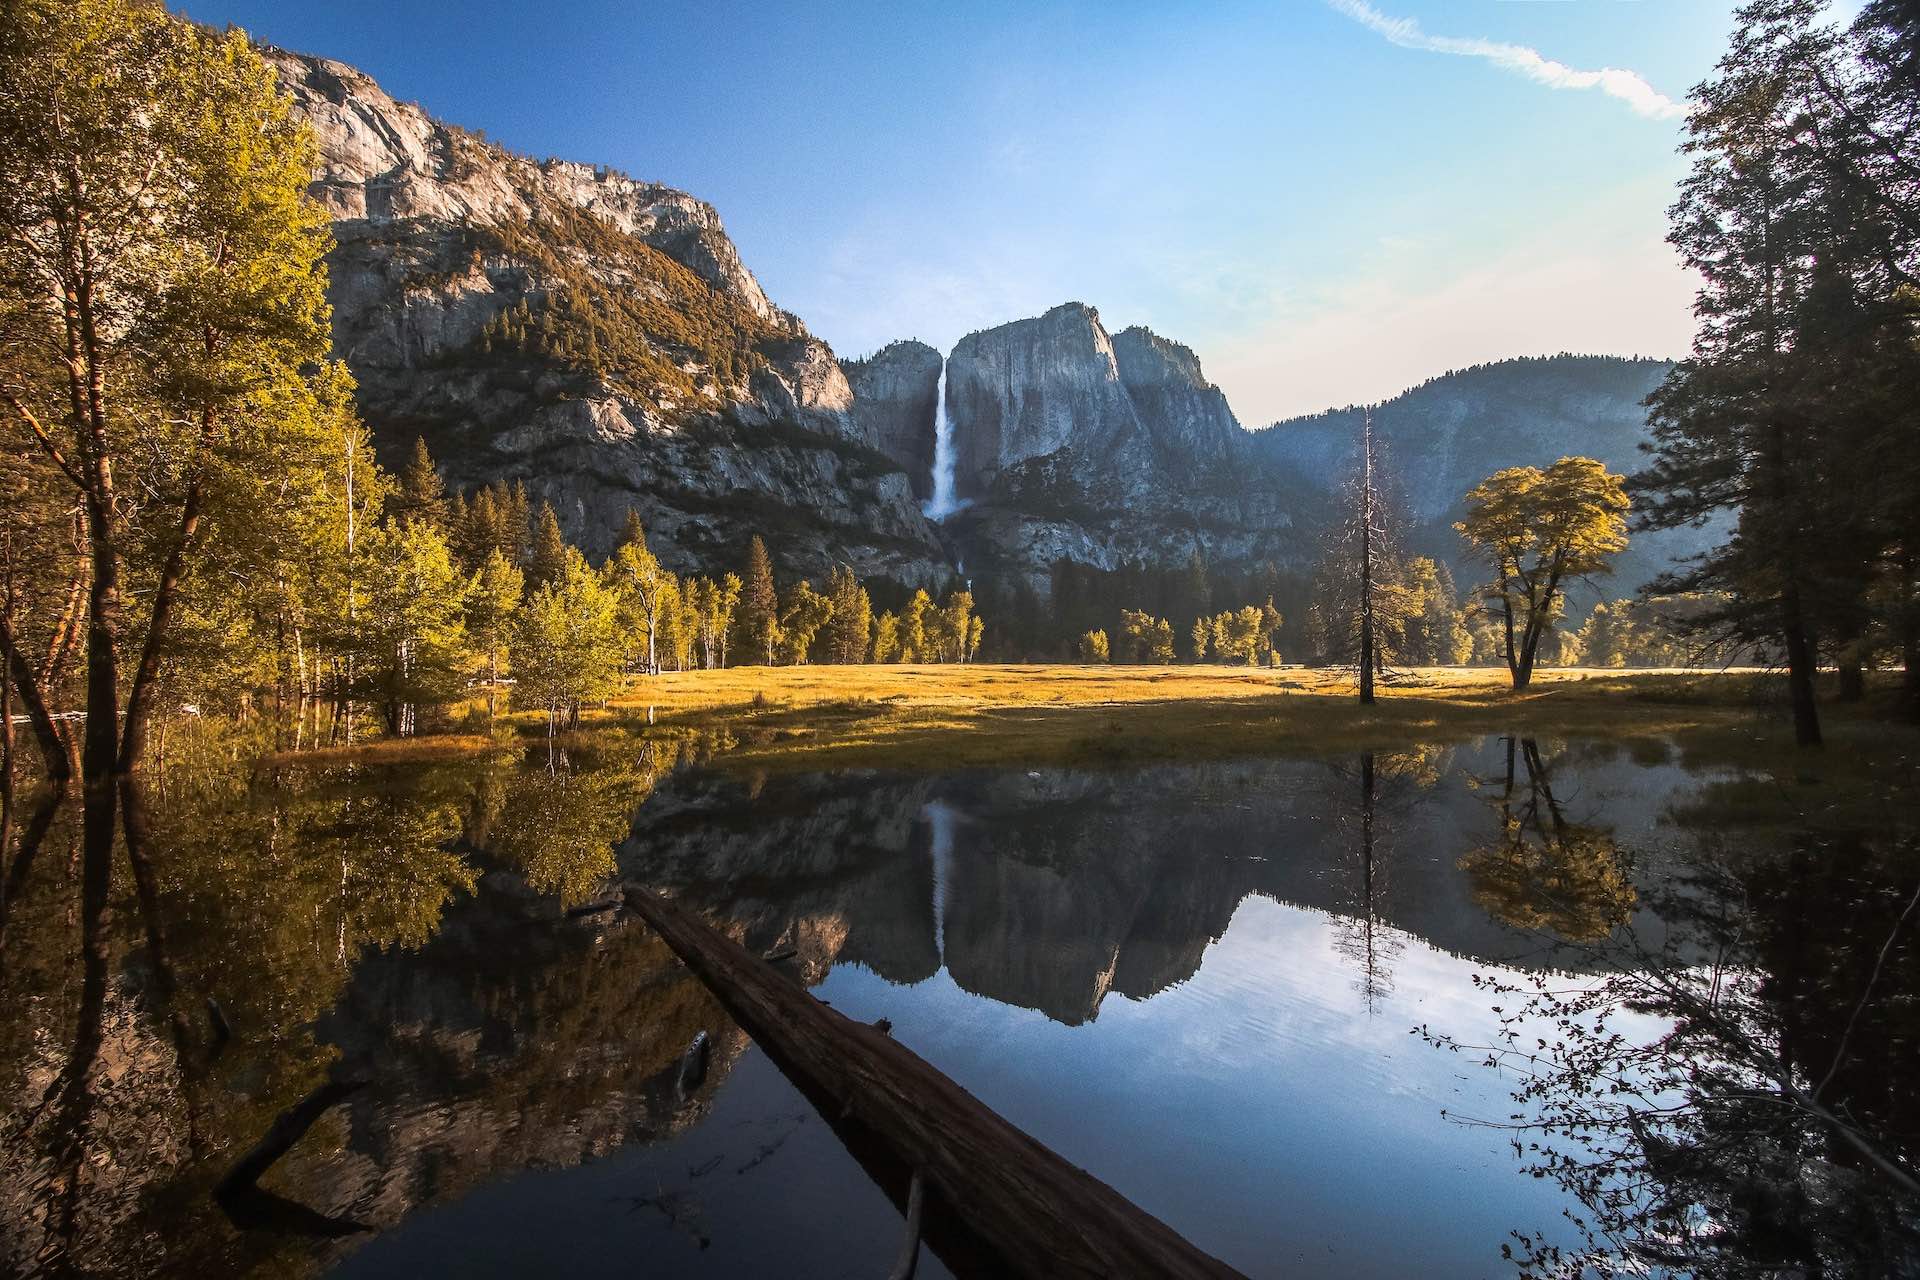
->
[922,361,968,521]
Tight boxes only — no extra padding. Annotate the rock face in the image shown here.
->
[946,303,1155,496]
[938,303,1315,588]
[269,48,944,582]
[1110,325,1243,475]
[839,340,943,500]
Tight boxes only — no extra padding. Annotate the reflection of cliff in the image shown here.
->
[625,742,1689,1028]
[623,769,941,986]
[295,888,742,1263]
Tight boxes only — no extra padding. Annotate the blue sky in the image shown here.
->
[178,0,1744,422]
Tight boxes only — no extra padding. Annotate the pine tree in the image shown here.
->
[614,506,647,553]
[505,481,532,566]
[396,436,448,529]
[527,500,568,590]
[467,549,523,724]
[824,564,872,664]
[741,535,779,665]
[1633,0,1920,742]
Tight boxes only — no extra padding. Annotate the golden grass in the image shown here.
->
[601,663,1918,780]
[254,667,1919,826]
[258,733,510,770]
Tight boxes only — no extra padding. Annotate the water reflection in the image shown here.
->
[1433,828,1920,1277]
[0,733,1913,1277]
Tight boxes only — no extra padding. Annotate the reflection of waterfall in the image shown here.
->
[921,362,969,521]
[923,801,958,963]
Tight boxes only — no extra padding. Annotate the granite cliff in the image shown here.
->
[928,303,1318,589]
[269,48,943,582]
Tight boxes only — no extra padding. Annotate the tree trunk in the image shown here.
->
[1781,585,1823,747]
[1837,660,1865,703]
[0,613,70,779]
[1358,409,1376,705]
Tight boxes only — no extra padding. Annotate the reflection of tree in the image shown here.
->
[0,756,486,1277]
[480,740,681,906]
[1328,749,1441,1011]
[1430,835,1920,1278]
[1459,738,1635,943]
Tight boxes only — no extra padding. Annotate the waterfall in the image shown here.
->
[922,361,968,521]
[923,800,956,964]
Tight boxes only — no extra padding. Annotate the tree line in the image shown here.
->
[1634,0,1920,744]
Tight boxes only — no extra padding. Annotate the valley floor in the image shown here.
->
[266,664,1917,830]
[607,662,1912,777]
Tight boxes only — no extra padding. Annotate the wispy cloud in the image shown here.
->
[1328,0,1689,121]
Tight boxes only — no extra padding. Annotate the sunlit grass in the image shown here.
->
[258,666,1919,824]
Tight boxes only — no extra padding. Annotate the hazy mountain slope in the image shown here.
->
[1252,355,1718,602]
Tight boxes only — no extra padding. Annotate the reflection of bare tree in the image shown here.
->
[1459,738,1635,943]
[1331,754,1395,1010]
[1428,835,1920,1278]
[1327,751,1442,1011]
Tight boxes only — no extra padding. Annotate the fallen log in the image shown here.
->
[620,885,1247,1280]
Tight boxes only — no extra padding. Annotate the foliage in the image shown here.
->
[511,547,623,731]
[1634,0,1920,741]
[355,519,472,736]
[1456,458,1630,689]
[823,563,873,665]
[0,0,342,778]
[606,513,674,674]
[466,200,781,410]
[1119,610,1177,664]
[1457,739,1636,942]
[1429,833,1920,1278]
[526,499,568,589]
[1078,629,1110,663]
[777,579,834,664]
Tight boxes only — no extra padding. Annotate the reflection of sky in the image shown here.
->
[819,893,1635,1279]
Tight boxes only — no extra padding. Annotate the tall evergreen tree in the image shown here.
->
[824,564,872,664]
[741,535,779,665]
[614,506,647,554]
[396,436,448,529]
[1635,0,1920,742]
[527,500,568,590]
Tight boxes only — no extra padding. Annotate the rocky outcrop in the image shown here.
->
[938,303,1315,589]
[839,340,943,500]
[268,46,1705,604]
[1110,326,1242,474]
[945,303,1155,497]
[268,47,944,581]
